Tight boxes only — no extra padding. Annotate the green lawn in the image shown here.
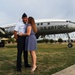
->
[0,43,75,75]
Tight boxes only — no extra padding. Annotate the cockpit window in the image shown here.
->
[66,21,75,24]
[66,21,69,22]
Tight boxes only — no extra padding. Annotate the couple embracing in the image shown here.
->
[14,13,37,72]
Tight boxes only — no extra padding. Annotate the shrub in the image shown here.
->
[58,38,63,44]
[50,39,54,43]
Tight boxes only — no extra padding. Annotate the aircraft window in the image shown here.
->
[41,23,43,25]
[37,23,39,25]
[48,22,50,25]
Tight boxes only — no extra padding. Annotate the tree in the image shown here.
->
[50,39,54,44]
[58,38,63,44]
[8,38,15,43]
[43,39,49,43]
[37,40,44,43]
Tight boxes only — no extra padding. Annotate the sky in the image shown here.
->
[0,0,75,25]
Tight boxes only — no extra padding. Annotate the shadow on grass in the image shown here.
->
[5,45,17,48]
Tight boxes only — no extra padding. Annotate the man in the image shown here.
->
[14,13,31,72]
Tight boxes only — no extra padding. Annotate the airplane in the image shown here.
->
[0,19,75,48]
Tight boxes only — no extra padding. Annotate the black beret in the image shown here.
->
[22,13,27,18]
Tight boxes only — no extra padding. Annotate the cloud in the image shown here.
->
[0,0,75,25]
[0,12,12,25]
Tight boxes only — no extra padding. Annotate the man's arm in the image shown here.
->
[19,26,31,36]
[14,30,18,40]
[14,23,19,40]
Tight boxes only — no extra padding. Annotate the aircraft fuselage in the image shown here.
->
[1,20,75,37]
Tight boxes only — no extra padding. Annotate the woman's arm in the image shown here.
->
[19,26,32,36]
[24,26,31,36]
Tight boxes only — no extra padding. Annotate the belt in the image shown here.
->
[17,35,26,37]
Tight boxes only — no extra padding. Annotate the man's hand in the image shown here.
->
[19,32,23,36]
[14,30,18,40]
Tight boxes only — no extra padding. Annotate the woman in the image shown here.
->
[19,17,37,72]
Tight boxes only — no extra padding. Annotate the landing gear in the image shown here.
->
[0,40,5,47]
[66,33,73,48]
[68,43,73,48]
[36,35,39,39]
[0,38,5,47]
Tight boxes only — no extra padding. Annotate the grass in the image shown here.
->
[0,43,75,75]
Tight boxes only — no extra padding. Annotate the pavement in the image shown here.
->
[52,65,75,75]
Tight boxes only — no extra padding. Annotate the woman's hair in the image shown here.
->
[28,17,37,33]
